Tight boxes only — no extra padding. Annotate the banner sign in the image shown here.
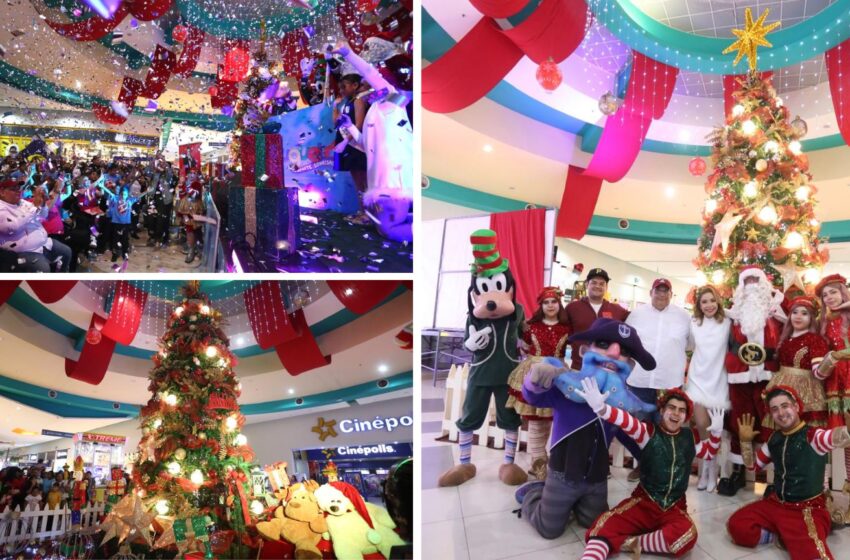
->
[274,104,359,214]
[76,433,127,445]
[42,429,74,438]
[303,442,412,461]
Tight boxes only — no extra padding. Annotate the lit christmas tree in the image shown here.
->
[130,281,258,558]
[693,11,829,296]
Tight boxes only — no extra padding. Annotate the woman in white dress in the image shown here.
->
[685,284,731,492]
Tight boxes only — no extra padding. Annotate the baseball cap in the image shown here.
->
[586,268,610,282]
[652,278,672,291]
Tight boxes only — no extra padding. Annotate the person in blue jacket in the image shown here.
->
[99,180,153,265]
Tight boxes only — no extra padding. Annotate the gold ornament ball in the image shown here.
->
[791,116,808,138]
[755,159,767,171]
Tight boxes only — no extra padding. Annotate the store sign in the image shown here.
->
[79,433,126,445]
[338,414,413,435]
[303,442,412,462]
[42,429,74,438]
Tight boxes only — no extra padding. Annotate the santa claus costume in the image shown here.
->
[764,296,829,428]
[719,265,786,496]
[506,286,570,479]
[727,385,850,559]
[815,273,850,521]
[579,389,722,559]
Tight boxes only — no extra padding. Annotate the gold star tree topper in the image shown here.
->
[723,7,781,71]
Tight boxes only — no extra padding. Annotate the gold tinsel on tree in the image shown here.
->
[693,71,828,299]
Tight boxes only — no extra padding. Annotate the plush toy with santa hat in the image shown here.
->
[718,265,787,496]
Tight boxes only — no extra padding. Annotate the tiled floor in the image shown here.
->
[421,374,850,560]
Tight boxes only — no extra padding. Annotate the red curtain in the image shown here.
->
[423,0,588,113]
[826,40,850,145]
[722,71,774,118]
[243,282,298,349]
[27,281,77,304]
[101,281,148,345]
[65,314,116,385]
[327,281,400,314]
[556,165,602,240]
[489,209,546,318]
[0,281,21,308]
[274,310,332,376]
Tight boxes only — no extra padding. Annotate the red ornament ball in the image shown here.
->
[208,86,218,97]
[86,327,102,345]
[172,25,188,43]
[536,59,562,92]
[689,156,707,176]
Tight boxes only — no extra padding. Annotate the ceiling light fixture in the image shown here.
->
[483,144,493,153]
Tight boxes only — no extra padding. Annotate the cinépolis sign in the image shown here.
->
[338,414,413,434]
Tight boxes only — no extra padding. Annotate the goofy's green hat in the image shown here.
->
[470,229,509,277]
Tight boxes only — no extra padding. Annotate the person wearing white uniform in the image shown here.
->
[685,284,731,492]
[624,278,691,481]
[332,42,412,243]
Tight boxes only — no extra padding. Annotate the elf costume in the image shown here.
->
[506,286,569,480]
[727,385,850,560]
[581,389,721,559]
[437,229,526,487]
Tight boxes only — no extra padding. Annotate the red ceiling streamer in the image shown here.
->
[100,281,148,345]
[274,310,331,376]
[722,72,773,118]
[139,45,176,99]
[327,281,401,314]
[211,67,239,109]
[469,0,529,18]
[65,314,117,385]
[279,31,311,80]
[423,0,587,113]
[172,25,204,78]
[825,40,850,146]
[92,77,142,125]
[243,281,299,349]
[43,0,172,42]
[556,165,602,240]
[583,51,678,182]
[26,281,78,304]
[0,281,21,308]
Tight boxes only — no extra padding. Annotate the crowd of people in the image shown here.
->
[440,230,850,560]
[0,464,128,512]
[0,149,215,272]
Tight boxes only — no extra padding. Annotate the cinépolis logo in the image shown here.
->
[338,414,413,434]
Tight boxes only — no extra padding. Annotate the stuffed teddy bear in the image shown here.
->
[256,481,328,559]
[314,482,405,560]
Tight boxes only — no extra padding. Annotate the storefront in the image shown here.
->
[72,432,126,483]
[294,442,413,499]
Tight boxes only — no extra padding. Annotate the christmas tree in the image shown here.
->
[693,71,829,298]
[131,281,258,557]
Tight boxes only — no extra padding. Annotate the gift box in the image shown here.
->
[229,186,299,259]
[240,133,284,188]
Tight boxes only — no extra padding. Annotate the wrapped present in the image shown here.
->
[229,186,299,259]
[241,133,284,188]
[263,462,290,493]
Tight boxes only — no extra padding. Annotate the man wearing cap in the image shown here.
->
[727,385,850,559]
[0,177,71,272]
[577,381,724,559]
[514,318,657,540]
[623,278,692,481]
[564,268,630,371]
[719,265,787,495]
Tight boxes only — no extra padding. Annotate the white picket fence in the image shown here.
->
[440,363,847,490]
[0,503,104,544]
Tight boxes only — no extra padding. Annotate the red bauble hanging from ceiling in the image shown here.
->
[535,58,562,92]
[172,24,188,43]
[689,156,707,176]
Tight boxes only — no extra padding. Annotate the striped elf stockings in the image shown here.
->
[459,431,474,464]
[580,539,609,560]
[504,430,518,464]
[526,419,551,461]
[639,529,670,553]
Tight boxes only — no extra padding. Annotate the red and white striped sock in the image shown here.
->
[639,529,670,553]
[527,419,551,461]
[580,539,609,560]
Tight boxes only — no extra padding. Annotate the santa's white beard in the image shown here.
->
[736,284,772,344]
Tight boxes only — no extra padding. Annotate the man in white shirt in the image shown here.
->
[0,178,71,272]
[624,278,692,480]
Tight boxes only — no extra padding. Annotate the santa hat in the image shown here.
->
[329,481,373,528]
[657,388,694,421]
[763,384,805,412]
[738,265,769,286]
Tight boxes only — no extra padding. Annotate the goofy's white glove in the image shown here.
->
[464,324,492,352]
[574,377,610,415]
[707,407,725,437]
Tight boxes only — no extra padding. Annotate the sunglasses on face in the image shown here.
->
[592,340,631,359]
